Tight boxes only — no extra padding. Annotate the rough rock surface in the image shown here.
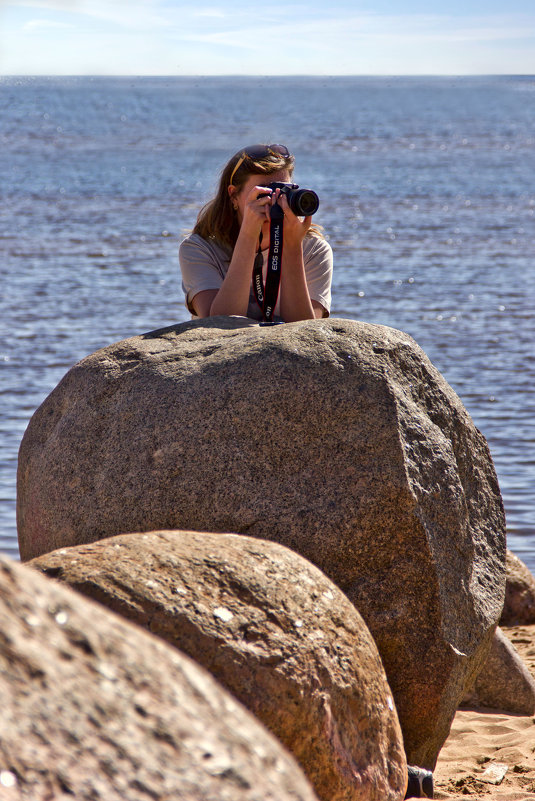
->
[500,550,535,626]
[17,317,506,767]
[31,530,408,801]
[0,554,319,801]
[461,626,535,715]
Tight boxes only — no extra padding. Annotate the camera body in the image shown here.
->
[264,181,320,216]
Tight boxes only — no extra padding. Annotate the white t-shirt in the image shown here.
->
[179,232,333,321]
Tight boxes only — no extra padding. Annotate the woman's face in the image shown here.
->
[231,169,291,239]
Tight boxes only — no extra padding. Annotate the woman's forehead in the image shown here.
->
[241,170,291,189]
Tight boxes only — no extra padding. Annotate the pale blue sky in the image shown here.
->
[1,0,534,75]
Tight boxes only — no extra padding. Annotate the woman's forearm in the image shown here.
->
[209,231,257,317]
[279,243,315,322]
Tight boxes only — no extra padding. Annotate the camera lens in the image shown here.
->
[290,189,319,216]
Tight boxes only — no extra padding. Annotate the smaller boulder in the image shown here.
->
[0,555,319,801]
[500,550,535,625]
[461,627,535,715]
[31,530,408,801]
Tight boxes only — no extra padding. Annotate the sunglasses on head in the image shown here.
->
[229,143,291,186]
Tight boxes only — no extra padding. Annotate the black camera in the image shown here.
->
[264,181,319,216]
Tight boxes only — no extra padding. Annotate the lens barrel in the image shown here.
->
[288,188,319,216]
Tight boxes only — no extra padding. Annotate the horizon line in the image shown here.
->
[2,72,535,79]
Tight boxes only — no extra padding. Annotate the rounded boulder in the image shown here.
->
[500,550,535,626]
[31,530,408,801]
[0,554,319,801]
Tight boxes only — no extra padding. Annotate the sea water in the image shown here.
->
[1,76,534,566]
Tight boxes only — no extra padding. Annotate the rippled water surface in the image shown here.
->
[1,76,534,566]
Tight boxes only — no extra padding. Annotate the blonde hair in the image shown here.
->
[193,146,323,250]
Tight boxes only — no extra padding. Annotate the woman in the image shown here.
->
[179,144,333,323]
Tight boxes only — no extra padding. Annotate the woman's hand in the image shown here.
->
[239,185,274,240]
[275,190,312,248]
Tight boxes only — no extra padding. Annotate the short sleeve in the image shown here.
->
[179,235,228,314]
[303,236,333,315]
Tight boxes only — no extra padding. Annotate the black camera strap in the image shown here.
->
[252,201,284,322]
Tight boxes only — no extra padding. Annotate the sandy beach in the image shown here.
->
[434,625,535,799]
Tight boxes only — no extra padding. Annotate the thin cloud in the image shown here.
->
[4,0,78,8]
[23,17,74,29]
[159,10,535,74]
[173,11,535,51]
[8,0,169,28]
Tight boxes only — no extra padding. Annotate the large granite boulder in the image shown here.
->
[17,317,506,767]
[500,550,535,625]
[0,554,319,801]
[31,530,408,801]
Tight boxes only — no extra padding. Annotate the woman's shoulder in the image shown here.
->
[303,231,333,258]
[180,232,227,252]
[179,233,232,261]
